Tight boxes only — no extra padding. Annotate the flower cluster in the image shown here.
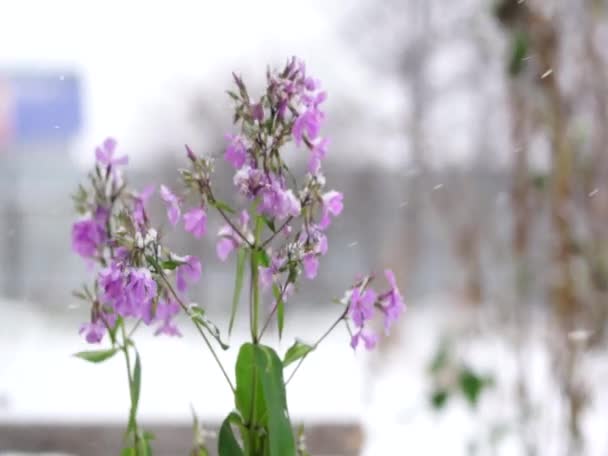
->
[347,270,406,350]
[71,57,404,352]
[71,139,202,344]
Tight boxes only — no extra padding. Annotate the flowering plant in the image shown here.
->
[71,58,405,456]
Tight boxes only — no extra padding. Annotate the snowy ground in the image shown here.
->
[1,296,608,455]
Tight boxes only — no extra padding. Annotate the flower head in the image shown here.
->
[349,287,376,328]
[216,210,251,261]
[95,137,128,170]
[160,185,181,226]
[319,191,343,229]
[225,134,248,169]
[183,208,207,238]
[79,320,106,344]
[72,218,106,258]
[379,269,405,335]
[176,255,202,293]
[351,328,378,350]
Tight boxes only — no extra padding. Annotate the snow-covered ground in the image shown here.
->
[1,296,608,455]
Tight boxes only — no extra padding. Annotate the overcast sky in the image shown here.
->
[0,1,501,170]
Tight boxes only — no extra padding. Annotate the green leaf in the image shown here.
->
[128,351,142,433]
[253,248,270,268]
[73,348,119,363]
[218,412,245,456]
[430,389,449,410]
[235,344,296,456]
[262,216,276,233]
[509,31,528,76]
[283,341,314,368]
[459,366,490,408]
[213,199,236,214]
[138,431,153,456]
[254,345,295,456]
[235,344,266,425]
[159,259,184,270]
[229,249,248,336]
[273,285,285,340]
[120,447,136,456]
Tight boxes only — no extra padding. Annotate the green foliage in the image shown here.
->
[218,412,245,456]
[283,341,314,368]
[73,348,119,363]
[509,31,529,76]
[459,367,493,408]
[430,389,450,410]
[127,350,142,434]
[427,339,494,411]
[273,284,285,339]
[229,249,249,336]
[234,343,295,456]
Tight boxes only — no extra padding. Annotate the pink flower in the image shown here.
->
[176,256,202,293]
[133,185,155,228]
[79,320,106,344]
[302,253,319,280]
[351,329,378,350]
[95,137,128,170]
[160,185,181,226]
[183,208,207,238]
[225,134,248,169]
[71,218,106,259]
[379,269,405,335]
[319,191,343,229]
[349,287,376,328]
[216,210,251,261]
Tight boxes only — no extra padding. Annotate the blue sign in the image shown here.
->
[0,71,82,144]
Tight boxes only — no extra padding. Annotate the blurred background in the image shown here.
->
[1,0,608,454]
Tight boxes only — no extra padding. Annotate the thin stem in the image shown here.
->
[258,282,288,340]
[207,190,253,248]
[127,319,142,339]
[260,216,292,248]
[285,307,348,385]
[159,271,236,394]
[120,322,138,448]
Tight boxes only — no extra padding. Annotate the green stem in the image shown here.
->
[120,322,138,448]
[159,271,236,394]
[285,307,348,386]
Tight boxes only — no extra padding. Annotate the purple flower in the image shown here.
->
[252,102,264,122]
[293,108,324,146]
[160,185,181,226]
[308,138,329,174]
[351,328,378,350]
[153,299,181,337]
[349,287,376,328]
[79,320,106,344]
[216,210,251,261]
[258,175,301,219]
[124,268,157,318]
[133,185,155,228]
[379,269,405,335]
[184,208,207,238]
[234,165,265,199]
[225,134,248,169]
[319,190,343,229]
[302,253,319,280]
[259,254,285,289]
[95,137,128,170]
[176,255,202,293]
[98,264,125,305]
[72,218,106,258]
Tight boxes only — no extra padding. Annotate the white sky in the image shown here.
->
[0,0,496,170]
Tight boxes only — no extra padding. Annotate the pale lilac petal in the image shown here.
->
[302,254,319,280]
